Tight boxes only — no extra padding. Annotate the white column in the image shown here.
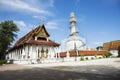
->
[50,47,54,59]
[53,47,55,58]
[18,49,19,60]
[55,47,58,58]
[66,50,70,58]
[15,50,17,60]
[22,48,25,60]
[32,45,35,59]
[48,47,51,59]
[16,50,18,60]
[57,47,60,58]
[39,46,42,58]
[14,50,16,60]
[30,45,33,59]
[20,49,21,59]
[12,51,14,59]
[11,52,12,59]
[36,45,38,59]
[12,51,13,59]
[27,45,30,59]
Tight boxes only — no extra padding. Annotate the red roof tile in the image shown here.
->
[9,24,59,51]
[59,50,108,57]
[27,40,60,46]
[103,40,120,50]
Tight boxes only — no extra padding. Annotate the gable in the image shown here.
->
[7,24,59,52]
[36,27,49,38]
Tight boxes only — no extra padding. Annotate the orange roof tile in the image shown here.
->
[103,40,120,50]
[27,40,60,46]
[9,24,59,51]
[59,50,108,57]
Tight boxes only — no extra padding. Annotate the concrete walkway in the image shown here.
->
[25,58,120,69]
[0,58,120,80]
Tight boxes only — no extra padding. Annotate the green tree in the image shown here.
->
[118,45,120,57]
[0,20,19,59]
[96,46,103,51]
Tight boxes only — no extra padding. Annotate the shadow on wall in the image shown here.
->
[9,59,14,64]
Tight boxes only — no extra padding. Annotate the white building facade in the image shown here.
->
[6,24,60,64]
[103,40,120,57]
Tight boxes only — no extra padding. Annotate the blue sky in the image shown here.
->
[0,0,120,48]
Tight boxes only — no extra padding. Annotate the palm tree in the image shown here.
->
[0,20,19,59]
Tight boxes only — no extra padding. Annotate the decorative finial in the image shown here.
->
[70,12,75,18]
[70,12,76,23]
[38,22,41,26]
[42,20,44,25]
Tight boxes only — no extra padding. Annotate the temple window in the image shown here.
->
[46,49,48,58]
[37,37,46,41]
[41,47,44,53]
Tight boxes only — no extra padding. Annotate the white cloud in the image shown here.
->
[93,42,103,45]
[76,0,80,3]
[39,0,54,7]
[33,16,41,19]
[75,0,80,5]
[28,0,54,8]
[45,19,67,30]
[14,20,33,38]
[14,20,26,27]
[14,20,31,32]
[33,15,47,20]
[46,21,58,29]
[0,0,53,16]
[77,15,86,22]
[99,31,106,34]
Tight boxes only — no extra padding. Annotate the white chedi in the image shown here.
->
[66,12,85,51]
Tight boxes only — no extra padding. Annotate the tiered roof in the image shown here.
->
[9,24,59,51]
[103,40,120,50]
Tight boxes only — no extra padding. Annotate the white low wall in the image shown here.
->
[110,50,118,56]
[7,60,29,64]
[63,55,103,62]
[7,55,104,64]
[7,58,62,64]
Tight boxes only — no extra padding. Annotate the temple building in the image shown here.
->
[6,24,60,64]
[66,12,85,51]
[103,40,120,56]
[59,12,108,61]
[6,12,117,64]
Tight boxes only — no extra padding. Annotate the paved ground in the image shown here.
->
[0,58,120,80]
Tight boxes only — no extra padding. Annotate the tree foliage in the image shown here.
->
[96,46,103,50]
[118,45,120,57]
[0,20,19,59]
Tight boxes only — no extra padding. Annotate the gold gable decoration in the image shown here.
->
[37,28,48,38]
[35,25,49,40]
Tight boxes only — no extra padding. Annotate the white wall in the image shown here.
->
[110,50,118,56]
[6,44,59,64]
